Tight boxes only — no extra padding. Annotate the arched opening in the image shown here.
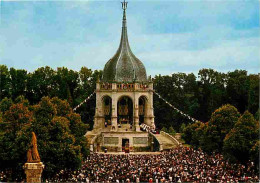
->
[139,96,147,124]
[103,96,112,127]
[117,96,133,128]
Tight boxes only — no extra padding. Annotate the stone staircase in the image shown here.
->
[153,132,180,150]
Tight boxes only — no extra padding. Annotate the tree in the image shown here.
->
[207,104,240,152]
[200,123,221,153]
[9,68,27,100]
[26,66,57,104]
[0,96,89,181]
[50,97,72,117]
[223,111,259,163]
[168,126,176,136]
[0,102,33,180]
[54,67,79,104]
[67,113,89,157]
[0,65,11,99]
[179,123,186,133]
[153,73,199,131]
[161,127,168,133]
[0,97,13,113]
[32,97,88,178]
[197,69,227,121]
[247,74,259,115]
[250,140,260,170]
[226,70,249,113]
[254,109,259,121]
[182,121,205,148]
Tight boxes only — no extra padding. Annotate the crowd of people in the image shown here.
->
[49,147,259,182]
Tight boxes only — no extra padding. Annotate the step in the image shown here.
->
[153,133,179,150]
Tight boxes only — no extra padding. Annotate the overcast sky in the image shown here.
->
[0,0,259,76]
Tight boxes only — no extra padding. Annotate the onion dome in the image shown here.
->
[102,1,147,83]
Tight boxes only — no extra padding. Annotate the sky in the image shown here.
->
[0,0,259,76]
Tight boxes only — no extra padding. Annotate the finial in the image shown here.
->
[121,0,128,10]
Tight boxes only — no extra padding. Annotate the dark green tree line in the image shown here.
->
[0,65,258,130]
[153,69,258,131]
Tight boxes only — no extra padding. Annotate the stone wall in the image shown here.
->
[133,137,148,144]
[104,137,119,145]
[100,132,150,152]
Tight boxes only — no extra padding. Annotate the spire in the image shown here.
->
[121,0,127,28]
[119,0,130,51]
[102,1,147,83]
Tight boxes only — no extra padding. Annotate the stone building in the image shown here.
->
[86,1,156,152]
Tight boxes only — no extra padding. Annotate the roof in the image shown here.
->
[102,2,147,83]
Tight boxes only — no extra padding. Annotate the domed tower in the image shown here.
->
[91,1,155,152]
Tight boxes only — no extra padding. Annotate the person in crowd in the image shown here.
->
[37,146,259,182]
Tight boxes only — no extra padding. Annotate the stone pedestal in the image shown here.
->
[24,162,44,183]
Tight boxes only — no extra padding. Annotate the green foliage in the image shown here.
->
[161,127,168,132]
[248,75,259,114]
[254,108,259,121]
[183,104,241,153]
[0,102,32,180]
[209,104,240,143]
[9,68,27,100]
[154,73,199,131]
[182,121,205,148]
[0,65,11,99]
[223,111,259,163]
[14,95,29,106]
[168,126,176,136]
[50,97,72,116]
[200,104,240,153]
[161,126,177,136]
[0,65,258,132]
[179,123,186,133]
[198,69,227,122]
[0,96,89,181]
[226,70,249,113]
[26,66,57,103]
[250,141,260,169]
[0,65,258,170]
[199,124,222,153]
[0,97,13,113]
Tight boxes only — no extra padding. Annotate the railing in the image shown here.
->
[148,131,163,151]
[100,83,151,91]
[160,131,181,146]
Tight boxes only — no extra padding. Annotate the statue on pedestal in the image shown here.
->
[24,132,44,183]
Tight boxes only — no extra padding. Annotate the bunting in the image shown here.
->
[73,91,96,111]
[153,90,201,123]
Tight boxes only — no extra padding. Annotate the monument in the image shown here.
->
[86,0,156,152]
[24,132,44,183]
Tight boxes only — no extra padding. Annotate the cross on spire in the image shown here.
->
[121,0,128,10]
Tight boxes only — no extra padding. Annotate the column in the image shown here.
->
[111,92,118,131]
[93,91,103,130]
[149,90,155,128]
[134,93,140,131]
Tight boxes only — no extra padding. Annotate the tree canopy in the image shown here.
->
[0,96,89,181]
[1,65,258,131]
[182,105,259,169]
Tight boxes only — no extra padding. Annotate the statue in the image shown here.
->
[27,132,41,163]
[24,132,44,183]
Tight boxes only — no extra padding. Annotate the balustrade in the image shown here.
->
[99,83,150,91]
